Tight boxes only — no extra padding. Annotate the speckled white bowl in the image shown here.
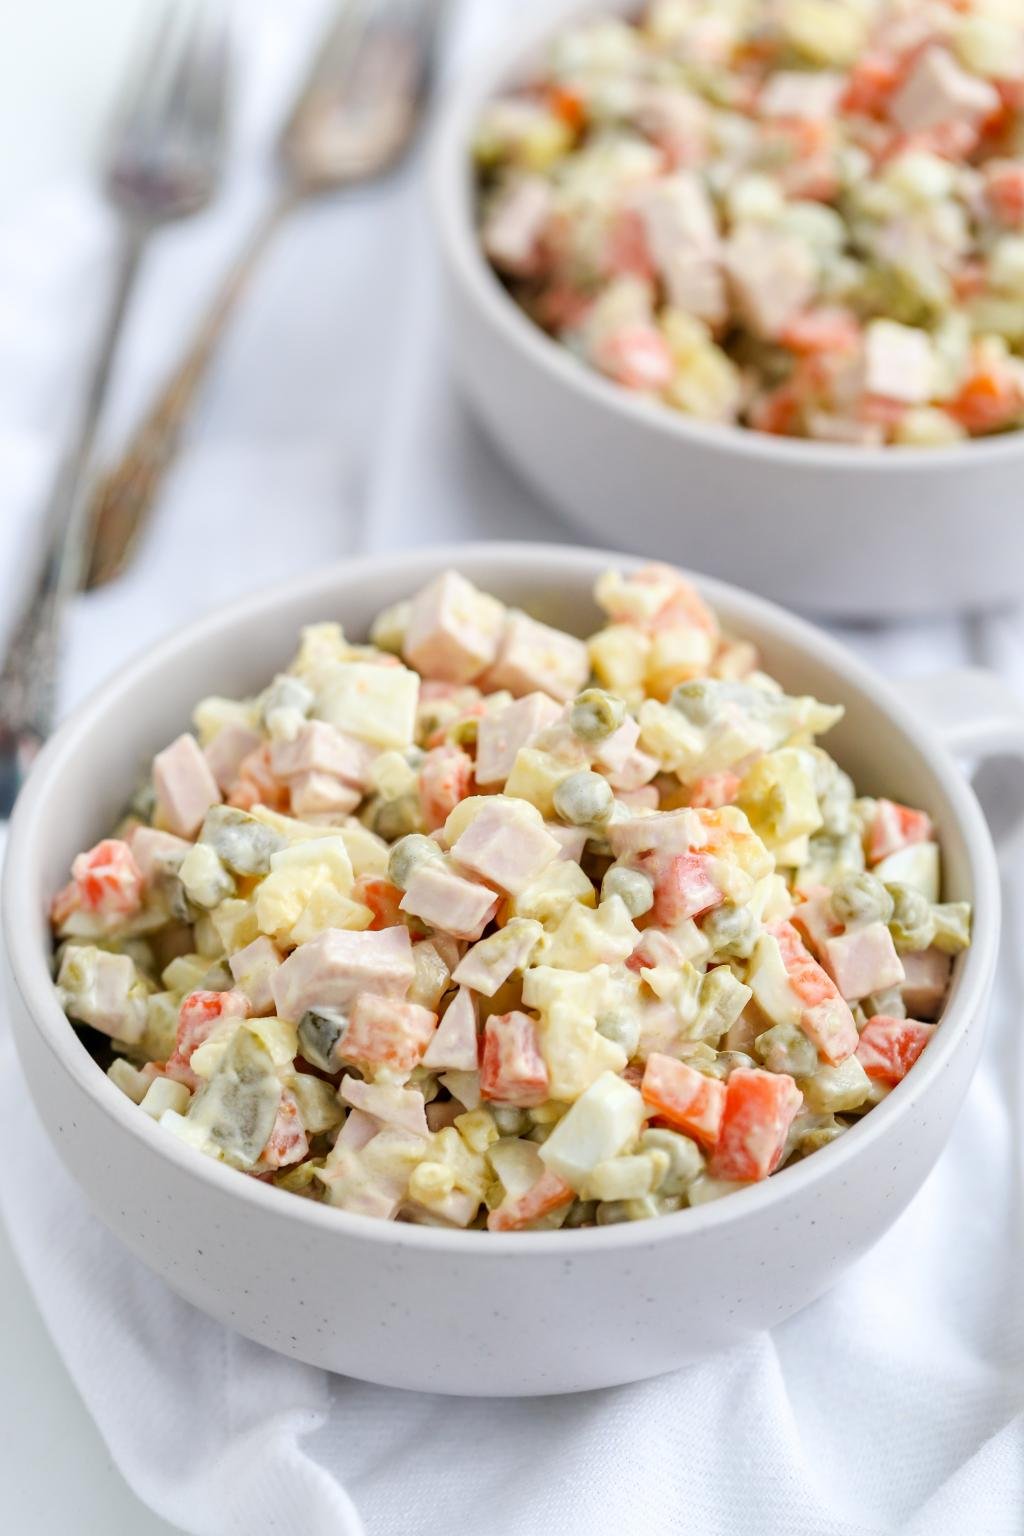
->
[431,0,1024,618]
[4,543,1021,1395]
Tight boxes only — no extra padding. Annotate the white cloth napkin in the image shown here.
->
[2,3,1024,1533]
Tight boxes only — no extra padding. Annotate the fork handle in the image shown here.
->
[85,191,296,589]
[0,229,144,816]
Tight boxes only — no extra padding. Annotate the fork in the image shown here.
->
[0,0,229,816]
[83,0,444,591]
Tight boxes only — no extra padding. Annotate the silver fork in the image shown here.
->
[83,0,444,590]
[0,0,229,816]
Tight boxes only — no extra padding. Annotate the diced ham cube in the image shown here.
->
[760,70,845,120]
[647,851,723,926]
[483,611,589,704]
[403,570,506,685]
[863,321,935,405]
[288,772,362,819]
[338,1107,380,1150]
[228,936,282,1015]
[709,1068,802,1182]
[724,225,817,340]
[418,744,474,832]
[822,921,905,1002]
[607,808,702,861]
[591,714,641,774]
[270,721,376,788]
[341,993,437,1072]
[605,747,659,792]
[641,1052,725,1147]
[487,1168,575,1231]
[127,826,190,885]
[259,1090,309,1170]
[481,176,553,278]
[153,733,223,838]
[480,1011,550,1107]
[421,986,479,1072]
[889,46,999,136]
[687,771,741,810]
[399,861,499,940]
[631,173,726,324]
[866,798,934,863]
[769,919,859,1064]
[856,1015,936,1083]
[271,927,414,1021]
[204,721,263,793]
[544,823,589,863]
[56,946,147,1042]
[340,1077,430,1138]
[791,886,842,959]
[450,799,561,896]
[900,947,952,1021]
[475,692,562,786]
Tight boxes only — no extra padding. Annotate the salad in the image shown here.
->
[474,0,1024,445]
[52,563,970,1230]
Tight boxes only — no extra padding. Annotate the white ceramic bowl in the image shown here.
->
[5,543,1022,1396]
[431,0,1024,619]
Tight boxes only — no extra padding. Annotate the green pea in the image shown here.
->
[553,770,614,827]
[373,794,422,842]
[701,902,758,959]
[640,1128,704,1196]
[830,872,894,928]
[595,1010,641,1059]
[754,1021,818,1078]
[387,833,443,890]
[600,864,654,917]
[669,679,715,726]
[886,882,936,952]
[570,688,626,742]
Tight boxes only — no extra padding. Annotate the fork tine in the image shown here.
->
[106,0,182,147]
[175,2,231,157]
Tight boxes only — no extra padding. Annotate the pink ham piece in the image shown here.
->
[769,919,859,1065]
[487,1168,575,1231]
[481,175,553,278]
[724,225,817,340]
[482,611,589,703]
[403,570,505,685]
[480,1011,549,1107]
[791,885,842,958]
[866,798,934,863]
[399,861,499,940]
[450,800,561,895]
[900,947,952,1021]
[340,993,437,1072]
[421,986,479,1072]
[271,926,414,1021]
[822,921,905,1002]
[607,808,702,861]
[606,748,660,792]
[760,70,844,119]
[153,733,222,838]
[288,771,362,819]
[338,1107,379,1150]
[591,714,641,773]
[228,936,282,1015]
[127,826,191,885]
[270,721,376,789]
[889,46,999,136]
[475,692,561,786]
[631,173,726,324]
[545,823,589,864]
[203,721,262,793]
[339,1077,430,1138]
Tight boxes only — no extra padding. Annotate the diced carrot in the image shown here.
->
[709,1067,802,1182]
[165,988,249,1088]
[985,162,1024,227]
[866,798,934,863]
[856,1015,936,1083]
[353,876,406,931]
[229,745,289,812]
[594,324,674,392]
[953,260,987,300]
[948,367,1022,434]
[748,384,802,436]
[487,1168,574,1230]
[343,994,437,1072]
[259,1089,309,1170]
[480,1012,549,1107]
[842,52,902,117]
[547,83,587,133]
[418,744,474,832]
[54,838,144,925]
[779,307,860,356]
[769,919,859,1064]
[688,772,742,810]
[641,1053,726,1147]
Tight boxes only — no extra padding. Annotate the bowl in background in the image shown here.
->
[4,542,1022,1395]
[431,0,1024,619]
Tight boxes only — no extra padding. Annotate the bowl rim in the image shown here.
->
[429,0,1024,475]
[3,540,1001,1255]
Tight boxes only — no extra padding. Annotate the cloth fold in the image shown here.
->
[1,2,1023,1533]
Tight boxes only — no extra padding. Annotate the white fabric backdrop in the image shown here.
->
[1,3,1023,1532]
